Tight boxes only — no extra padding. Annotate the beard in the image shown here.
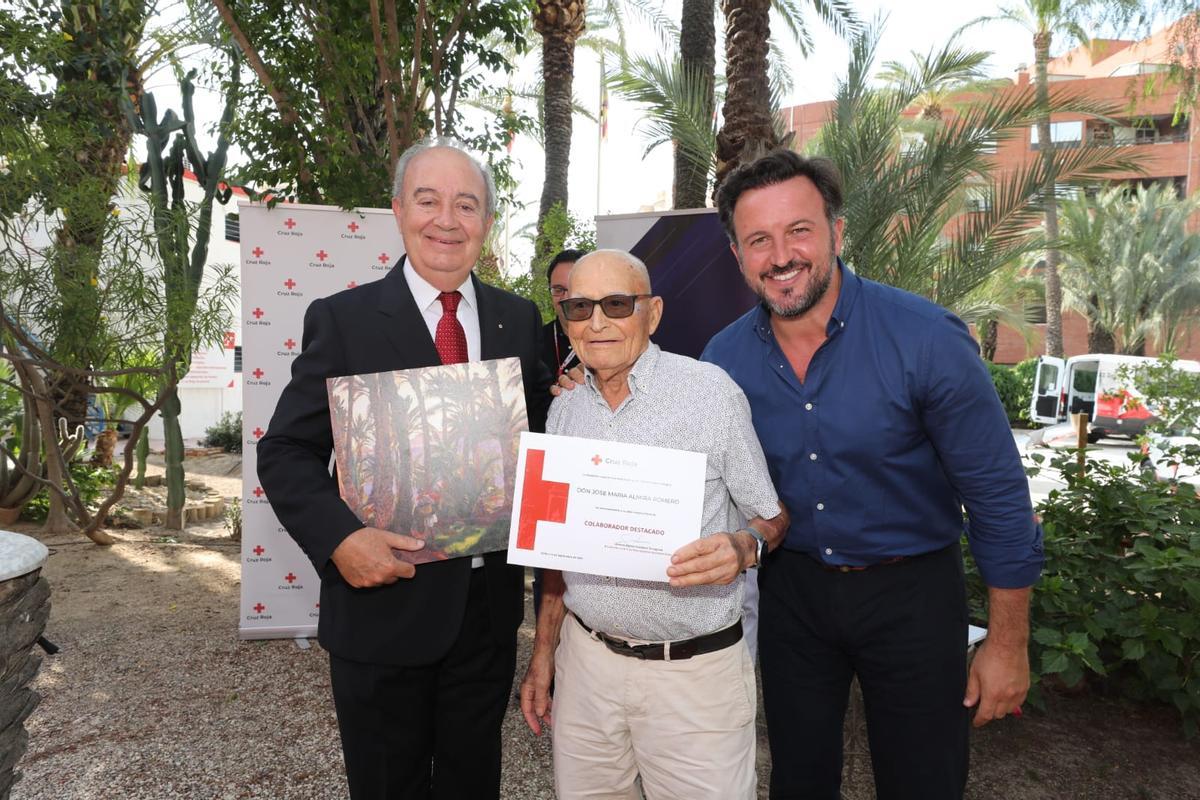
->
[754,248,836,319]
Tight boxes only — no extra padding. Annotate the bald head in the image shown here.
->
[571,249,652,295]
[563,249,662,381]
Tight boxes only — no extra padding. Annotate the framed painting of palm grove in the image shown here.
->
[327,357,529,563]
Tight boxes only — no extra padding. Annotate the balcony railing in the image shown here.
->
[1086,130,1190,147]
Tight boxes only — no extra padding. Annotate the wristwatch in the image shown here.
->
[738,527,768,570]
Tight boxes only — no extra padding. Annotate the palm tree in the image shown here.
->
[714,0,857,192]
[817,25,1142,320]
[676,0,717,208]
[984,0,1101,358]
[958,262,1045,361]
[1059,183,1200,356]
[534,0,588,260]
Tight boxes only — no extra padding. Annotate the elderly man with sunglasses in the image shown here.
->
[519,249,789,800]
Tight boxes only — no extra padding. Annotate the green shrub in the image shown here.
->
[986,362,1025,425]
[966,450,1200,736]
[203,411,243,454]
[1011,357,1039,427]
[21,462,117,522]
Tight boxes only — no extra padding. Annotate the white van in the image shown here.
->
[1029,354,1200,440]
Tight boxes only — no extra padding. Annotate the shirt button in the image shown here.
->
[816,502,825,511]
[804,402,813,411]
[809,453,818,461]
[825,547,833,555]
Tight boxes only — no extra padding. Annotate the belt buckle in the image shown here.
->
[839,565,852,573]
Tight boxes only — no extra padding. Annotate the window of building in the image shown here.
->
[225,213,240,243]
[1030,121,1083,149]
[234,345,242,373]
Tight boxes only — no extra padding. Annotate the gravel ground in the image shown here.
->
[9,456,1200,799]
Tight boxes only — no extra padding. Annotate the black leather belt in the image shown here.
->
[819,555,908,573]
[571,612,742,661]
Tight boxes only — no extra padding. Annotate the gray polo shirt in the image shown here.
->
[547,343,780,641]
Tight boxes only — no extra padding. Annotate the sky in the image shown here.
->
[141,0,1149,275]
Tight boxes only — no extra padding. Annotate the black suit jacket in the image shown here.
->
[257,259,552,666]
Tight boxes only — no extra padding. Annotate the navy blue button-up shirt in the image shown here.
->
[701,261,1043,589]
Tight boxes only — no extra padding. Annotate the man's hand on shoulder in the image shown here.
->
[330,527,426,587]
[549,365,585,397]
[666,531,754,587]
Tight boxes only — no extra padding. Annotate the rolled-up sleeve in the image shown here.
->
[919,314,1043,588]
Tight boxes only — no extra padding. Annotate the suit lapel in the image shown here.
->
[474,272,508,362]
[377,256,441,367]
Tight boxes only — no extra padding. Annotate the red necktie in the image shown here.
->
[435,291,468,365]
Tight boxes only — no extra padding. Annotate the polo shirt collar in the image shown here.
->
[583,342,661,400]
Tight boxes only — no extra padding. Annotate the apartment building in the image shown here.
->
[779,20,1200,363]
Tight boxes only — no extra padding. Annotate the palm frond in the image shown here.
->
[608,54,720,177]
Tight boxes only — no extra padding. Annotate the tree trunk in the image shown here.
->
[1086,318,1116,354]
[1034,30,1064,358]
[134,427,149,489]
[714,0,776,195]
[161,388,186,531]
[980,319,999,362]
[534,1,586,260]
[675,0,716,208]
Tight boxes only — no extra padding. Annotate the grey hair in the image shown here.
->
[391,136,497,218]
[576,249,653,293]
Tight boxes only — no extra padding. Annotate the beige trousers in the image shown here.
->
[551,613,757,800]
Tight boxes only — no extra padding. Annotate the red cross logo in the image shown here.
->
[253,545,264,555]
[591,454,602,466]
[284,338,296,349]
[284,218,296,230]
[316,250,328,261]
[284,278,296,290]
[285,573,297,584]
[377,252,389,264]
[347,221,359,233]
[253,603,266,613]
[252,246,264,258]
[252,307,264,319]
[346,281,357,289]
[516,449,570,550]
[253,427,264,438]
[222,331,236,350]
[252,368,264,379]
[253,486,264,497]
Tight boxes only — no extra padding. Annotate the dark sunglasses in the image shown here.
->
[559,293,652,322]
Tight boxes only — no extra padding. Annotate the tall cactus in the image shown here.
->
[126,64,239,529]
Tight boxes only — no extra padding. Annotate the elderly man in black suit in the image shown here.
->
[257,138,552,800]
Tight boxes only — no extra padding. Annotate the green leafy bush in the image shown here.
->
[203,411,243,454]
[1011,357,1039,427]
[966,450,1200,736]
[21,462,117,522]
[986,362,1025,425]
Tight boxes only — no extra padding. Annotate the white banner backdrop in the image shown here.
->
[238,202,404,639]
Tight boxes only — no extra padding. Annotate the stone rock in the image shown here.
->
[0,567,47,800]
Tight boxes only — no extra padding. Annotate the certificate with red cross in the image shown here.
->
[506,432,706,581]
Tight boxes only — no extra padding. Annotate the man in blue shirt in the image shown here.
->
[702,149,1043,800]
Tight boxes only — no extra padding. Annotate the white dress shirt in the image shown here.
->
[402,260,485,568]
[403,261,481,361]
